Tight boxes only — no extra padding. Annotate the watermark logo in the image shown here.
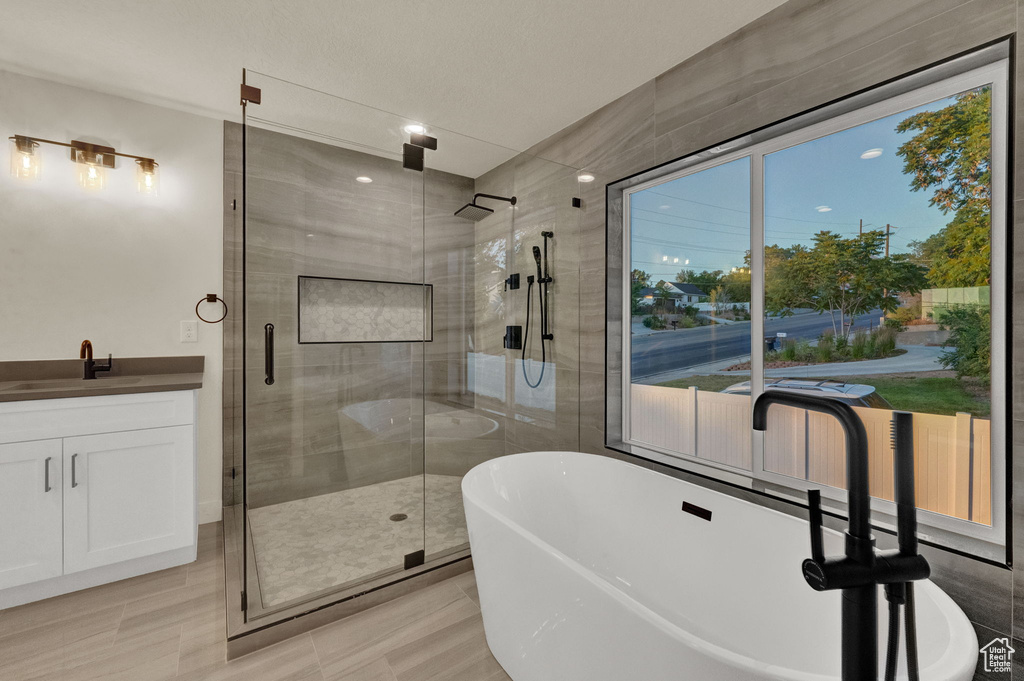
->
[981,637,1015,673]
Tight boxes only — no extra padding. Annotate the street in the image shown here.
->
[630,309,884,378]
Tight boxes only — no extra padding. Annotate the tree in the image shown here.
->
[896,86,992,287]
[631,269,651,316]
[654,281,675,314]
[675,269,722,295]
[720,266,751,303]
[709,285,732,316]
[765,230,927,339]
[938,305,991,383]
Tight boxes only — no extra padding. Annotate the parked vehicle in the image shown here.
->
[721,378,893,409]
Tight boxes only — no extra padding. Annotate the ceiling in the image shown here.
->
[0,0,785,175]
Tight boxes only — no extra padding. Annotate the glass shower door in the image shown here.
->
[242,72,427,618]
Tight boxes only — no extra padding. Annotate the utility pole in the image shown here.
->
[859,218,863,236]
[885,223,892,258]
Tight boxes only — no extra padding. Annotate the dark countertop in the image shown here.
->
[0,356,204,403]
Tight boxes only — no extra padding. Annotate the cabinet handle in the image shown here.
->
[264,323,275,386]
[71,453,79,488]
[44,456,51,492]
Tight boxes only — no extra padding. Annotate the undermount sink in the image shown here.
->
[1,377,144,391]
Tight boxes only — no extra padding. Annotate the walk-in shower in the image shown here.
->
[222,69,586,650]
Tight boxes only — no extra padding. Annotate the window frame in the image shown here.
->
[610,50,1009,559]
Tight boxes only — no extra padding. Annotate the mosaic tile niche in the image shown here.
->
[298,276,433,343]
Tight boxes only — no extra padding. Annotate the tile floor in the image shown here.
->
[0,522,508,681]
[249,474,468,607]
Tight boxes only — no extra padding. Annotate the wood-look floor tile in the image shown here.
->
[43,622,182,681]
[177,632,324,681]
[116,571,222,641]
[0,564,187,637]
[384,613,505,681]
[0,602,125,680]
[310,581,477,679]
[449,571,479,606]
[321,657,397,681]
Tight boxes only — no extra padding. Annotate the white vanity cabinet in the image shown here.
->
[0,439,63,590]
[0,390,197,608]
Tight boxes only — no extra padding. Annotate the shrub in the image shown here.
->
[678,316,696,329]
[816,330,835,362]
[781,339,797,361]
[642,315,666,330]
[834,333,849,354]
[938,305,991,382]
[851,330,868,359]
[874,326,898,356]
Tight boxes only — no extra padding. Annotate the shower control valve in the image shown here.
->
[505,273,520,291]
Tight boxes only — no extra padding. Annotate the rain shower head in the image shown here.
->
[454,193,517,221]
[454,203,494,221]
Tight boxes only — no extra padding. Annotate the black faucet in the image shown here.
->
[80,340,113,380]
[752,392,929,681]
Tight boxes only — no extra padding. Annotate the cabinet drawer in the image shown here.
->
[0,391,194,444]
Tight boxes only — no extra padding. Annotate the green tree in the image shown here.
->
[631,269,651,316]
[938,305,991,383]
[765,230,927,340]
[896,86,992,287]
[720,266,751,303]
[675,269,722,295]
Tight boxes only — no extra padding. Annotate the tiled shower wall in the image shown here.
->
[486,1,1018,677]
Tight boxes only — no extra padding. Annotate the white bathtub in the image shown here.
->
[462,451,978,681]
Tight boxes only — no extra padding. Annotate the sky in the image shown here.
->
[630,90,984,282]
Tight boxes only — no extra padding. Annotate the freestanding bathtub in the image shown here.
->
[462,451,978,681]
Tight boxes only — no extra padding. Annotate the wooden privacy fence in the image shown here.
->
[630,384,991,525]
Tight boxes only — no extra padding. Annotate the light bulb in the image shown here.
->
[10,136,41,181]
[136,158,159,196]
[78,161,106,191]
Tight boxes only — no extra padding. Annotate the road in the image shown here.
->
[631,309,884,378]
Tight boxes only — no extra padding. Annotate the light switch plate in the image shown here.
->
[180,321,198,343]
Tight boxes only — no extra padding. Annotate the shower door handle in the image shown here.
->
[264,323,275,385]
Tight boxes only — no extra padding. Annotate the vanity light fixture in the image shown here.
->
[8,134,158,194]
[9,135,41,181]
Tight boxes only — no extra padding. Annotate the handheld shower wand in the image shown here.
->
[523,234,554,388]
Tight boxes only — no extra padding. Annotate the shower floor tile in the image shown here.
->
[248,474,467,608]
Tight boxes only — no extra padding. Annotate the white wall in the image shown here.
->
[0,70,224,523]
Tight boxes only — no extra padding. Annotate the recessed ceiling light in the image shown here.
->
[307,233,314,237]
[577,173,595,183]
[659,205,671,210]
[662,255,668,262]
[684,259,690,265]
[356,176,373,183]
[860,148,883,159]
[815,205,832,213]
[673,258,679,263]
[404,124,425,134]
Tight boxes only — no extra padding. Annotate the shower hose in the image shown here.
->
[522,276,547,388]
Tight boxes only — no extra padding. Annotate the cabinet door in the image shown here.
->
[63,425,195,573]
[0,440,63,589]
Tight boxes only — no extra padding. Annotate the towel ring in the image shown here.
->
[196,294,228,324]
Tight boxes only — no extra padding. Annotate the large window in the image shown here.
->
[610,51,1008,556]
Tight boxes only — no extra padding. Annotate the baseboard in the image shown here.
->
[199,499,223,524]
[0,544,197,610]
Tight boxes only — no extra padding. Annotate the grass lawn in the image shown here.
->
[655,374,990,417]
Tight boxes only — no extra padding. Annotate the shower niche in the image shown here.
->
[298,276,433,344]
[223,69,584,651]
